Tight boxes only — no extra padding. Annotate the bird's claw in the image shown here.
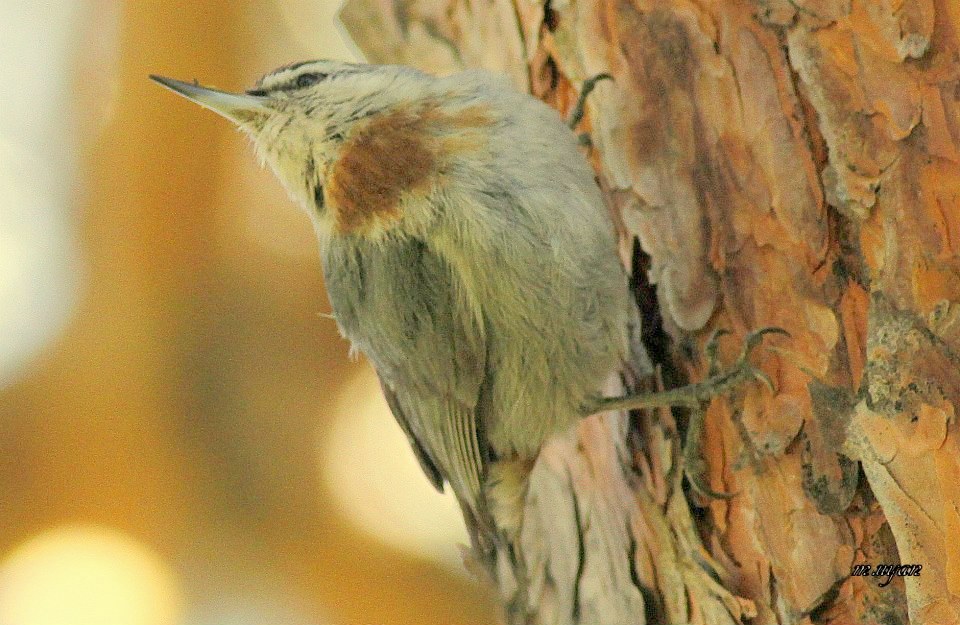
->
[687,471,740,500]
[730,326,788,393]
[704,327,731,377]
[681,403,739,502]
[567,73,613,130]
[741,326,790,354]
[750,367,776,393]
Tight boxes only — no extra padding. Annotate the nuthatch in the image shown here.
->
[150,61,780,534]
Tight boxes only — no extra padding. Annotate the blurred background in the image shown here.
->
[0,2,497,624]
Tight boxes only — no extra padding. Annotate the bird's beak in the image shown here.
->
[149,75,269,124]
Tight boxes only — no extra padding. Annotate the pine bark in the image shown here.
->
[340,1,960,624]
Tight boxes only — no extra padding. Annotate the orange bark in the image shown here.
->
[342,1,960,623]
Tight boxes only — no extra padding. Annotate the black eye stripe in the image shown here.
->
[293,72,327,89]
[247,72,329,96]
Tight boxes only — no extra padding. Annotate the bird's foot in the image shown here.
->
[588,326,787,414]
[586,326,789,498]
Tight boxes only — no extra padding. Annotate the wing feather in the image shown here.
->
[323,235,488,513]
[378,377,444,492]
[443,395,483,506]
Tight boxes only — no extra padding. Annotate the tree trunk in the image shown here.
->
[339,1,960,624]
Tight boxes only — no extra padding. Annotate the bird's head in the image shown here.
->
[152,60,482,238]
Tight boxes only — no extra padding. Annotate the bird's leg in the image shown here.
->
[683,327,736,498]
[567,73,612,144]
[588,327,787,414]
[584,327,789,497]
[679,402,736,499]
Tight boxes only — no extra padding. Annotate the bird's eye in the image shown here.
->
[295,72,326,89]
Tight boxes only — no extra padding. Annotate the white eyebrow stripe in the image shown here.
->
[258,66,366,93]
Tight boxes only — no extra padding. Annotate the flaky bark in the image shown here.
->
[340,1,960,623]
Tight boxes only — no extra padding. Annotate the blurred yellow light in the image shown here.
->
[272,0,358,61]
[0,526,183,625]
[321,367,470,569]
[0,2,84,388]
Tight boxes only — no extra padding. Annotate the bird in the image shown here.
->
[150,60,780,543]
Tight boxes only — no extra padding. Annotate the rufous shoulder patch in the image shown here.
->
[327,108,435,234]
[326,102,496,235]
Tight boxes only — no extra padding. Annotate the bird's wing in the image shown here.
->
[323,237,489,513]
[377,376,444,491]
[377,375,487,511]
